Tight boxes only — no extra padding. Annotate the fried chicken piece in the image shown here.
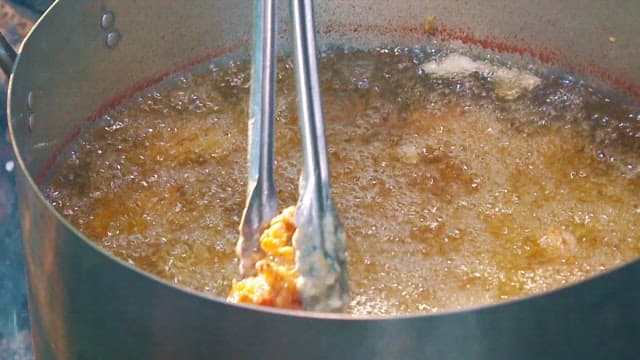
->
[228,206,302,309]
[538,228,578,256]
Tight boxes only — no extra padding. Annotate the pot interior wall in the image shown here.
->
[9,0,640,180]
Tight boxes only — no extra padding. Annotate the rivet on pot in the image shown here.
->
[27,113,35,132]
[100,11,116,30]
[26,91,34,110]
[105,30,121,49]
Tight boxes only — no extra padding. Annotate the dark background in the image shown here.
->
[0,1,51,359]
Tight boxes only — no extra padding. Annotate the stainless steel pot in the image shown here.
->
[4,0,640,358]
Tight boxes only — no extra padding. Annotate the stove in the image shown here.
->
[0,1,42,358]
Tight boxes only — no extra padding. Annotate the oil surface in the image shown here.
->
[46,48,640,315]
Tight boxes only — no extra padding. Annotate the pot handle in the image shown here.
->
[0,32,17,77]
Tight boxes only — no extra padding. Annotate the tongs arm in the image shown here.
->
[237,0,349,312]
[290,0,349,312]
[237,0,279,276]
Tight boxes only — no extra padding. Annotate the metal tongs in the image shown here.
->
[235,0,349,312]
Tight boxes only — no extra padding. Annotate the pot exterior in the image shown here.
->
[8,0,640,358]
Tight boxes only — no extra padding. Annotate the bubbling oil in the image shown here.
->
[46,48,640,315]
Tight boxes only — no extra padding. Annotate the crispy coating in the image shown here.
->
[228,207,302,309]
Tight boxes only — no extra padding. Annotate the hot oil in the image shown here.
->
[46,48,640,315]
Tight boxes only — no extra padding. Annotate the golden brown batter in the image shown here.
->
[228,206,302,309]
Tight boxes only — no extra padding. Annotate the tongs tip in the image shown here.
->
[294,198,349,312]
